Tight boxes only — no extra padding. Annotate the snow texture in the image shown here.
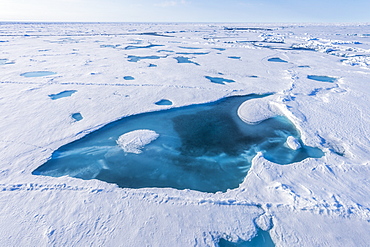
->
[237,95,279,124]
[116,129,159,154]
[286,136,301,150]
[1,22,370,247]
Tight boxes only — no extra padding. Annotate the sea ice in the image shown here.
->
[237,96,277,124]
[124,44,163,50]
[32,95,323,192]
[2,22,370,247]
[286,136,301,150]
[116,129,159,154]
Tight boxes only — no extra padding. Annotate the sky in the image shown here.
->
[0,0,369,23]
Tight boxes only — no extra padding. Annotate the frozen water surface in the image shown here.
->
[307,75,337,83]
[20,71,57,77]
[48,90,77,100]
[33,94,323,193]
[218,228,275,247]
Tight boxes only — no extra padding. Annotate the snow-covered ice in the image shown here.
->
[116,129,159,154]
[285,136,301,150]
[1,22,370,246]
[32,94,322,193]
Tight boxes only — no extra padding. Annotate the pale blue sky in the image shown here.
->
[1,0,369,23]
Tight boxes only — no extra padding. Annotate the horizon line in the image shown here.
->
[1,21,370,25]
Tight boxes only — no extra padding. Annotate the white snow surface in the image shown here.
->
[116,129,159,154]
[285,136,301,150]
[1,22,370,246]
[237,95,279,124]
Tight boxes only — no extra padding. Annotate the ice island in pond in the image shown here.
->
[1,23,370,247]
[116,129,159,154]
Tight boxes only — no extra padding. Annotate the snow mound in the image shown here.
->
[286,136,301,150]
[116,129,159,154]
[237,96,278,124]
[255,214,273,231]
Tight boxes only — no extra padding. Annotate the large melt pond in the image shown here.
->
[218,227,275,247]
[33,94,323,193]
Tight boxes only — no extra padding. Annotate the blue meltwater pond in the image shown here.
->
[33,94,323,193]
[218,227,275,247]
[49,90,77,100]
[20,71,57,77]
[307,75,337,83]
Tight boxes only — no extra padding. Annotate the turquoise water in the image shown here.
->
[174,56,200,65]
[33,94,323,193]
[218,228,275,247]
[123,76,135,80]
[205,76,235,85]
[21,71,57,77]
[49,90,77,100]
[128,55,161,62]
[155,99,173,105]
[228,56,241,59]
[267,58,288,63]
[72,113,83,121]
[307,75,336,83]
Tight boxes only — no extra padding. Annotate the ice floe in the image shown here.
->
[116,129,159,154]
[1,22,370,247]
